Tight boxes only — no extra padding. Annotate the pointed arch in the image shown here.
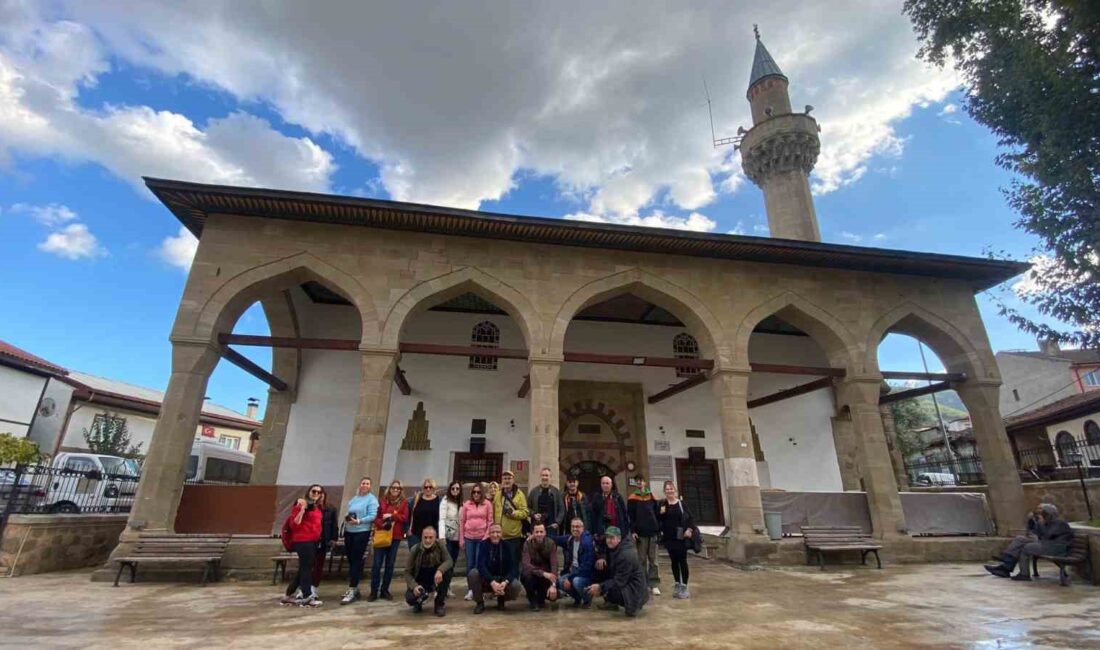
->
[380,267,542,350]
[864,301,994,379]
[181,251,375,344]
[548,268,728,361]
[733,291,858,368]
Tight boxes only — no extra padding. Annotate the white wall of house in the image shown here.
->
[1044,411,1100,466]
[26,378,75,452]
[0,364,49,438]
[60,405,252,455]
[277,293,843,493]
[996,352,1077,416]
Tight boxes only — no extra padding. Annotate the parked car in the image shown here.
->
[42,452,141,514]
[914,472,957,487]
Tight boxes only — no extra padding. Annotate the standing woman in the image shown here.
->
[408,478,441,550]
[485,482,500,522]
[340,477,378,605]
[657,480,695,599]
[440,481,463,564]
[369,480,409,601]
[459,482,493,600]
[312,487,340,595]
[280,484,324,607]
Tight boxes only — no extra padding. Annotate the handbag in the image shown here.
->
[373,525,394,549]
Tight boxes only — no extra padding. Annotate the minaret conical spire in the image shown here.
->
[748,26,787,93]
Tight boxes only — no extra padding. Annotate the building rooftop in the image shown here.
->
[748,34,787,91]
[998,349,1100,365]
[1004,390,1100,432]
[0,340,69,376]
[144,177,1028,293]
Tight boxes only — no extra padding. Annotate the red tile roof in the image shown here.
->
[1004,390,1100,432]
[0,340,68,376]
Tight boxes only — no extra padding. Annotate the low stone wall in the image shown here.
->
[912,478,1100,523]
[1,514,127,577]
[710,533,1012,567]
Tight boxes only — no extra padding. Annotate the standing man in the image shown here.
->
[590,475,631,581]
[562,474,591,531]
[493,470,529,562]
[404,526,453,617]
[586,526,649,617]
[552,517,597,607]
[527,467,565,534]
[521,521,559,611]
[627,475,661,596]
[468,523,521,613]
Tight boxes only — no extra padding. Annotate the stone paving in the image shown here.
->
[1,560,1097,649]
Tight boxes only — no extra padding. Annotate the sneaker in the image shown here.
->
[279,594,298,606]
[1011,573,1032,582]
[651,586,661,596]
[581,601,591,610]
[474,601,486,614]
[340,588,359,605]
[984,564,1011,578]
[298,595,323,608]
[464,589,474,601]
[412,602,423,613]
[679,585,690,599]
[434,603,446,617]
[528,602,540,611]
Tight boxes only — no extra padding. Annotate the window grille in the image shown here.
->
[673,333,700,378]
[469,321,500,370]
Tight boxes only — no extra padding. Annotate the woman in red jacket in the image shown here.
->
[281,484,324,607]
[368,480,410,601]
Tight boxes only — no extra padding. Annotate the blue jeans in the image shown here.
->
[370,542,399,595]
[463,538,484,577]
[558,573,592,604]
[446,539,460,563]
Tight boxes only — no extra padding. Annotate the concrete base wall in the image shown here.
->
[709,532,1014,567]
[1,514,126,577]
[912,479,1100,523]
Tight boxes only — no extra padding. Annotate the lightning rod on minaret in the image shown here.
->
[704,78,743,149]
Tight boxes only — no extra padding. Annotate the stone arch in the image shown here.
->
[559,399,633,448]
[549,268,728,362]
[865,302,994,379]
[181,251,375,345]
[733,291,858,368]
[559,452,622,477]
[380,267,542,350]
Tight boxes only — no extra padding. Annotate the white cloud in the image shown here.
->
[939,103,957,115]
[838,231,887,244]
[1012,254,1096,299]
[37,222,106,259]
[565,210,717,232]
[11,202,77,226]
[158,225,198,271]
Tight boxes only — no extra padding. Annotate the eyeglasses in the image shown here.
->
[450,486,461,491]
[308,489,322,494]
[423,485,433,490]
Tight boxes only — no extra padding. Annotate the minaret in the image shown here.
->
[740,27,822,241]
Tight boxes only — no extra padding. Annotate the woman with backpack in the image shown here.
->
[280,484,325,607]
[657,480,695,599]
[368,479,409,601]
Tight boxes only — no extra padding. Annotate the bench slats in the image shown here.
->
[114,534,231,587]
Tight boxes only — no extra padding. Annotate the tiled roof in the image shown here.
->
[0,340,68,376]
[1004,390,1100,432]
[998,349,1100,364]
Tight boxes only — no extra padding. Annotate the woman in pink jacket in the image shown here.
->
[459,482,494,600]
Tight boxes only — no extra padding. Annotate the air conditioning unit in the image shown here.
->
[469,437,486,454]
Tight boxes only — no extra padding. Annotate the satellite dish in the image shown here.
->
[38,397,57,418]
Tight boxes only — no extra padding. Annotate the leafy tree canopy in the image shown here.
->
[82,414,144,459]
[0,433,41,465]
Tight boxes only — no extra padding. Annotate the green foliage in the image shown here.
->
[82,414,144,459]
[904,0,1100,348]
[0,432,42,465]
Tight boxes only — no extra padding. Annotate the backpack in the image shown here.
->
[280,514,294,552]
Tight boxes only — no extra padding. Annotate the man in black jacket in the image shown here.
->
[586,527,649,617]
[467,523,521,613]
[627,476,661,596]
[984,503,1074,581]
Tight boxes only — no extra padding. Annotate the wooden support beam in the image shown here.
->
[563,351,714,369]
[400,342,530,360]
[220,346,288,391]
[395,365,411,396]
[881,371,966,382]
[879,381,953,405]
[747,377,833,410]
[219,334,358,350]
[749,363,846,377]
[648,372,709,404]
[517,375,530,398]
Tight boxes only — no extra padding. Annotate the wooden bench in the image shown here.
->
[113,534,231,587]
[271,540,364,585]
[1030,535,1090,586]
[801,525,883,570]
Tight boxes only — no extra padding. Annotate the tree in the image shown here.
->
[0,433,41,465]
[904,0,1100,348]
[889,398,934,458]
[82,414,143,458]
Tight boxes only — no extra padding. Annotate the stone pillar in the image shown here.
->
[249,387,294,485]
[837,378,907,538]
[712,369,765,535]
[879,404,909,490]
[125,340,220,533]
[829,411,862,491]
[529,358,562,487]
[342,348,398,505]
[955,381,1027,535]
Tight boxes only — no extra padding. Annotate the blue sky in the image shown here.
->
[0,2,1059,418]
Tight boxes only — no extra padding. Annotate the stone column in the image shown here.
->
[712,369,765,535]
[955,381,1027,535]
[837,377,907,538]
[529,358,562,487]
[829,411,862,491]
[249,387,294,485]
[342,348,398,505]
[125,340,220,533]
[879,404,909,490]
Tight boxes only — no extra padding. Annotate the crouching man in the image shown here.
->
[468,523,521,613]
[405,526,453,616]
[586,526,649,617]
[552,517,597,608]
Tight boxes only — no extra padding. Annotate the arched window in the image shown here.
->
[1054,430,1076,466]
[673,333,701,378]
[469,321,500,370]
[1085,420,1100,446]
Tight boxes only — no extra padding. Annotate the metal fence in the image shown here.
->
[903,455,986,487]
[0,463,140,525]
[1017,434,1100,481]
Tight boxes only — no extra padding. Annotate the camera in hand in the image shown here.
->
[345,513,356,523]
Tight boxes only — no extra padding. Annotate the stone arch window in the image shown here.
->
[673,333,701,378]
[469,321,500,370]
[1085,420,1100,446]
[1054,430,1076,466]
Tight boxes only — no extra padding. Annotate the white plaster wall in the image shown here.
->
[996,353,1077,417]
[60,405,253,456]
[0,365,48,438]
[1045,411,1100,455]
[27,378,75,454]
[278,294,843,492]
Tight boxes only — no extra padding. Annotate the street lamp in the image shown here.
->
[1068,451,1093,520]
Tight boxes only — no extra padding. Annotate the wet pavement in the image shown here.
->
[1,560,1097,649]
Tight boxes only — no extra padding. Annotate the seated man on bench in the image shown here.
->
[985,503,1073,581]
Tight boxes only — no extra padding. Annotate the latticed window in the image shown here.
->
[673,332,700,377]
[469,321,500,370]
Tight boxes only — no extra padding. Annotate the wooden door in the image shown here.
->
[674,458,723,525]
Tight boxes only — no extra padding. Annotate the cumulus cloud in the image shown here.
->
[838,231,887,244]
[566,210,717,232]
[11,202,78,226]
[158,225,199,271]
[37,222,106,259]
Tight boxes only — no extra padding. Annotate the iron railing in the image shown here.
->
[903,455,986,487]
[0,463,140,525]
[1017,434,1100,481]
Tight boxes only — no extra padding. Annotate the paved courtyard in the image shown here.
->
[1,560,1097,649]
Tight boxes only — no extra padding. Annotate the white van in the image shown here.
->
[914,472,957,487]
[45,452,141,513]
[185,439,254,484]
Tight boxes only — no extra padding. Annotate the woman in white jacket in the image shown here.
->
[440,480,463,568]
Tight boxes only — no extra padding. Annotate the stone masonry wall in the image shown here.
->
[1,514,126,577]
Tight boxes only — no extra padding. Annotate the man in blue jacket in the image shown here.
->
[551,517,597,607]
[468,523,521,614]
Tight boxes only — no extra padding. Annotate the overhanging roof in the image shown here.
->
[145,177,1028,292]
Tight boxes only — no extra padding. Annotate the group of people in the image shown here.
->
[279,468,699,618]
